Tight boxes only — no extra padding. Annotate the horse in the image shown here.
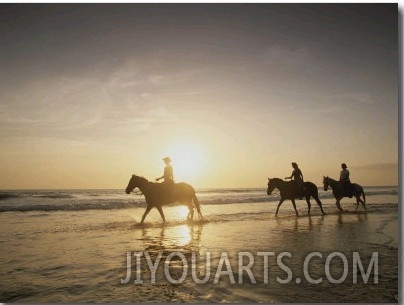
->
[323,176,366,212]
[267,178,325,216]
[125,175,202,224]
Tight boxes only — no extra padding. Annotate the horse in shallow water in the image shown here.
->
[267,178,325,216]
[323,176,366,212]
[125,175,202,224]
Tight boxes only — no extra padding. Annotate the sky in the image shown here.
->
[0,3,399,189]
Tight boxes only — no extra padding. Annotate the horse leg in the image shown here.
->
[335,198,343,212]
[141,206,152,224]
[156,205,166,222]
[305,196,311,216]
[291,199,299,216]
[275,199,285,216]
[312,195,325,215]
[318,198,326,215]
[189,208,194,220]
[361,191,367,210]
[189,203,194,220]
[357,196,366,211]
[184,201,194,220]
[361,198,367,210]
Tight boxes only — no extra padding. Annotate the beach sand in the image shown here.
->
[0,196,398,303]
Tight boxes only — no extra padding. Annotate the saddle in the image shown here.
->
[342,182,353,198]
[294,185,305,200]
[285,180,304,199]
[159,182,176,202]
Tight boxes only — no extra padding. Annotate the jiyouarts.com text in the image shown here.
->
[120,251,378,285]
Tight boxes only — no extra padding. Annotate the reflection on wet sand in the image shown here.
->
[141,222,203,253]
[127,222,205,285]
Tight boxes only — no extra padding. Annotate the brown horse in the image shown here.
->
[323,176,366,212]
[125,175,202,224]
[267,178,325,216]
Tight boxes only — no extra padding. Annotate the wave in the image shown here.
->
[0,192,77,201]
[0,201,141,212]
[0,193,21,200]
[0,186,397,213]
[363,189,398,196]
[198,188,264,194]
[31,194,76,199]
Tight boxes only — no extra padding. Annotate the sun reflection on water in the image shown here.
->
[168,224,191,247]
[175,206,189,219]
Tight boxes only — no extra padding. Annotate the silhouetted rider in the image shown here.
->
[156,157,174,200]
[156,157,174,184]
[285,162,304,199]
[339,163,352,197]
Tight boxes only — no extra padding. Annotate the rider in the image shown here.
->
[156,157,174,199]
[285,162,304,199]
[156,157,174,184]
[339,163,352,197]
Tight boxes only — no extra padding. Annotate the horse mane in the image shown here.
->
[325,176,338,183]
[132,175,149,183]
[132,175,164,186]
[269,177,289,184]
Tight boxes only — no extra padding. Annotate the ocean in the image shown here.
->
[0,185,398,213]
[0,186,399,302]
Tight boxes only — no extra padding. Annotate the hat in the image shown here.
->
[163,157,172,162]
[341,163,347,168]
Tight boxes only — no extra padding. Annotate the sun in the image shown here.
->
[163,138,207,183]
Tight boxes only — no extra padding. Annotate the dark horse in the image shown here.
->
[267,178,325,216]
[125,175,202,224]
[323,176,366,212]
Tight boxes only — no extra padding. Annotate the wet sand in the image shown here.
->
[0,198,398,302]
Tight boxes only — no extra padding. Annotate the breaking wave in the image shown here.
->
[0,186,398,213]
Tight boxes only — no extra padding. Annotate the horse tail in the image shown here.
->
[193,193,203,218]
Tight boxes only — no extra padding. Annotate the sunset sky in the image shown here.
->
[0,3,399,189]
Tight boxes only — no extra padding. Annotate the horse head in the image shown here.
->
[267,178,276,195]
[125,175,147,194]
[323,176,330,191]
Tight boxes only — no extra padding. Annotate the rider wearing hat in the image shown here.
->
[156,157,174,200]
[156,157,174,184]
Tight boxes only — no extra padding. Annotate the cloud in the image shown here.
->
[105,53,215,90]
[0,70,178,138]
[329,93,375,105]
[0,76,106,129]
[103,105,177,133]
[352,163,398,170]
[261,45,320,73]
[287,91,376,115]
[106,59,144,88]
